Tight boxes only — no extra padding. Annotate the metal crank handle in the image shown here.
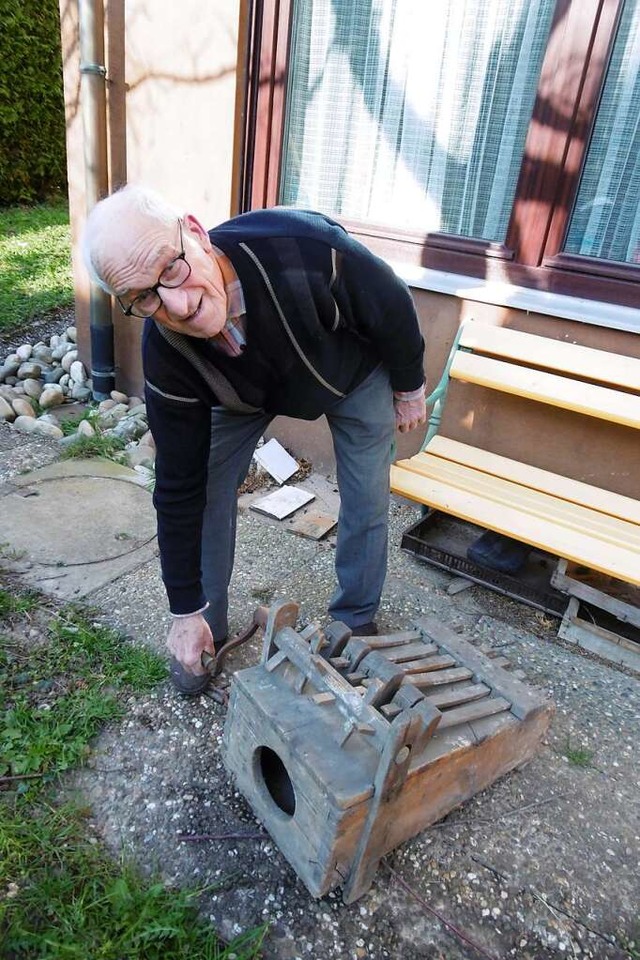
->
[199,604,269,675]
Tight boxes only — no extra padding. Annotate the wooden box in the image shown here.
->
[222,602,553,902]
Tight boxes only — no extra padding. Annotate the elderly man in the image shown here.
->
[83,185,426,694]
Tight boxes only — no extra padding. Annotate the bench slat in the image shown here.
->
[390,461,640,586]
[400,456,640,559]
[427,436,640,527]
[395,455,640,551]
[450,352,640,429]
[459,322,640,392]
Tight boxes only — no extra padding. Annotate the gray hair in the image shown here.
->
[82,184,182,294]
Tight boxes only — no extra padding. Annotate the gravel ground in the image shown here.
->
[2,315,638,959]
[70,499,639,960]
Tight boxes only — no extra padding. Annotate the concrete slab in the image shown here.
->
[0,457,157,601]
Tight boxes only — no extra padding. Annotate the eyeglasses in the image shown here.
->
[117,219,192,319]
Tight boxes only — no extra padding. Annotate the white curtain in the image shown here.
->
[565,0,640,264]
[281,0,556,242]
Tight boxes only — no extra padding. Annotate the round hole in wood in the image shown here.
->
[256,746,296,817]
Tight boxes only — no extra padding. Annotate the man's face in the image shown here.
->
[102,213,228,338]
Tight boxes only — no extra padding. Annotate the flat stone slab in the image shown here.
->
[0,458,157,601]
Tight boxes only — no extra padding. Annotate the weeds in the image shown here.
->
[0,582,265,958]
[59,433,127,461]
[563,738,593,768]
[0,587,37,617]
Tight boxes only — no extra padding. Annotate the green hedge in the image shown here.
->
[0,0,67,204]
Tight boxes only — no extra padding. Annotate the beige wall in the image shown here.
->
[59,0,240,395]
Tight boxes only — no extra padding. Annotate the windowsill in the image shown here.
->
[390,261,640,334]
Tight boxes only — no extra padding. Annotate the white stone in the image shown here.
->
[32,419,64,439]
[50,335,62,348]
[126,444,155,469]
[39,386,65,409]
[51,343,72,360]
[110,389,129,404]
[102,402,129,423]
[77,419,96,438]
[22,378,43,400]
[69,360,88,385]
[59,374,70,389]
[17,361,42,380]
[139,429,155,450]
[127,403,147,418]
[16,344,32,361]
[11,397,36,418]
[0,361,20,381]
[12,415,38,433]
[32,345,53,364]
[70,384,91,401]
[61,350,79,373]
[0,396,16,421]
[66,325,77,342]
[0,385,17,401]
[98,398,116,413]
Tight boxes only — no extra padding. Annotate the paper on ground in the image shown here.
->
[253,438,298,484]
[250,485,315,520]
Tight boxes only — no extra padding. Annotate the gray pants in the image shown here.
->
[201,365,395,639]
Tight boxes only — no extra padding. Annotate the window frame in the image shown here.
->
[237,0,639,309]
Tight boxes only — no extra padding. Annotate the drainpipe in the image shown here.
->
[79,0,115,400]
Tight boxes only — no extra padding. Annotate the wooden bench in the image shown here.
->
[391,321,640,590]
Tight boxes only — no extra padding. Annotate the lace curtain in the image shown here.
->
[280,0,556,242]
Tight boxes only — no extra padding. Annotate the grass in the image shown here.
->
[0,583,266,958]
[0,202,73,334]
[563,738,593,768]
[59,432,127,461]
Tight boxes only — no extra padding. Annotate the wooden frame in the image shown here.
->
[237,0,639,309]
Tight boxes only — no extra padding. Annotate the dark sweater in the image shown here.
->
[143,208,424,614]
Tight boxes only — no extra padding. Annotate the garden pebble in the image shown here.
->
[0,396,16,422]
[70,360,88,385]
[11,398,36,418]
[0,325,155,469]
[23,378,43,400]
[61,349,79,372]
[12,415,39,434]
[39,386,65,409]
[17,361,41,380]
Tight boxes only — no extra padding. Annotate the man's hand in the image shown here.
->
[393,384,427,434]
[167,613,216,675]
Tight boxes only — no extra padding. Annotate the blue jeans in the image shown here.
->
[201,365,395,639]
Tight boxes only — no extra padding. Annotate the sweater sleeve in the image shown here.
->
[336,241,425,392]
[143,327,212,614]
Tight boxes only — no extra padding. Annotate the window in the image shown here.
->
[240,0,639,308]
[281,0,556,242]
[564,0,640,265]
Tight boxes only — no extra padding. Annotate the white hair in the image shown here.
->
[81,184,182,294]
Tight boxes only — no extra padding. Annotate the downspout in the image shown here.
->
[79,0,115,400]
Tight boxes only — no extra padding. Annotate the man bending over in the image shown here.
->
[83,186,426,693]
